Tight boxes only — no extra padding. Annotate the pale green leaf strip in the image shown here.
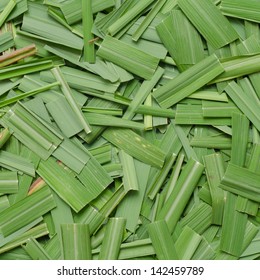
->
[180,202,213,234]
[84,112,145,130]
[0,0,16,28]
[51,67,92,134]
[220,192,247,257]
[0,223,49,255]
[202,100,240,117]
[231,113,249,166]
[220,0,260,23]
[0,81,59,108]
[44,234,61,260]
[178,0,239,49]
[132,0,167,41]
[103,128,166,168]
[241,227,260,257]
[235,196,259,216]
[158,158,204,233]
[220,163,260,202]
[153,54,224,108]
[224,80,260,131]
[175,226,202,260]
[0,128,12,149]
[136,105,175,118]
[82,0,95,63]
[97,35,160,80]
[203,153,225,225]
[61,224,91,260]
[0,171,18,194]
[192,238,216,260]
[24,238,51,260]
[175,104,232,126]
[191,136,232,149]
[99,217,126,260]
[107,0,155,36]
[147,220,179,260]
[0,186,55,237]
[89,144,112,165]
[190,90,228,102]
[0,31,14,53]
[37,157,93,213]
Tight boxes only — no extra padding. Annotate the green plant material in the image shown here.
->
[0,186,55,237]
[107,0,154,36]
[178,0,238,49]
[23,238,51,260]
[0,44,36,68]
[60,0,115,25]
[191,135,232,149]
[1,102,63,160]
[61,224,91,260]
[22,3,83,50]
[157,158,204,233]
[99,217,126,260]
[203,153,225,225]
[175,226,202,260]
[0,31,14,53]
[132,0,167,41]
[0,81,60,108]
[147,220,179,260]
[0,128,11,148]
[220,0,260,23]
[51,67,92,134]
[180,202,213,234]
[0,0,16,29]
[220,192,247,257]
[103,128,166,168]
[89,144,112,165]
[135,105,175,118]
[153,55,224,108]
[37,156,99,213]
[202,100,240,117]
[97,35,160,80]
[0,171,18,194]
[82,0,95,63]
[175,104,231,126]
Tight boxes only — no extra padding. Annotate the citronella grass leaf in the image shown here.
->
[0,186,55,237]
[22,2,83,50]
[0,128,11,148]
[51,67,92,134]
[191,135,232,149]
[0,0,16,29]
[0,171,18,194]
[61,224,91,260]
[97,35,160,80]
[0,31,14,53]
[0,81,60,108]
[132,0,167,41]
[203,153,225,225]
[147,220,179,260]
[178,0,239,49]
[0,102,63,160]
[107,0,155,36]
[103,128,166,168]
[135,105,175,118]
[152,54,224,108]
[98,217,126,260]
[220,192,247,257]
[82,0,95,63]
[157,158,204,233]
[84,112,144,130]
[23,238,51,260]
[202,100,240,117]
[220,0,260,23]
[37,157,96,213]
[175,226,202,260]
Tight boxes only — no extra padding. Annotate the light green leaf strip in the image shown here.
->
[157,158,204,233]
[0,0,16,28]
[0,186,56,237]
[99,217,126,260]
[103,128,166,168]
[0,31,14,53]
[23,238,51,260]
[147,220,179,260]
[152,54,224,108]
[51,67,92,134]
[178,0,239,49]
[61,224,92,260]
[0,171,18,194]
[97,35,160,80]
[203,153,225,225]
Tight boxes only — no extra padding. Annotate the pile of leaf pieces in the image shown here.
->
[0,0,260,260]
